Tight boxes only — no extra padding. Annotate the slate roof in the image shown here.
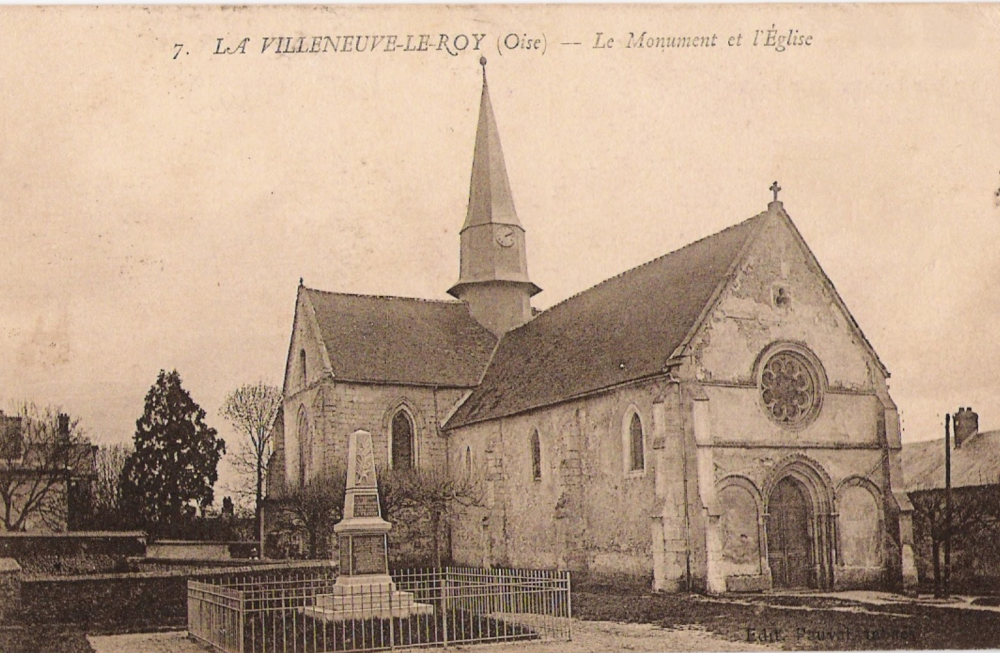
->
[462,75,520,231]
[304,288,497,388]
[445,212,767,428]
[903,430,1000,492]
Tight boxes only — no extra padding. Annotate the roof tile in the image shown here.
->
[305,290,497,387]
[446,213,766,427]
[903,430,1000,492]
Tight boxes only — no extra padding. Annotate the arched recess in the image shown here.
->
[762,455,836,589]
[835,476,885,568]
[383,399,421,470]
[716,475,766,577]
[621,405,646,476]
[297,405,312,488]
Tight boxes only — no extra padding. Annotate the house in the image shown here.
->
[903,408,1000,590]
[0,410,97,532]
[265,63,917,593]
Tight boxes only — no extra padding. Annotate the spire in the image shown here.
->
[463,57,521,231]
[448,60,539,335]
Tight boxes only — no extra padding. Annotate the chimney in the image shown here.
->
[954,407,979,448]
[57,413,70,442]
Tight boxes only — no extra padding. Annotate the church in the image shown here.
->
[265,61,919,593]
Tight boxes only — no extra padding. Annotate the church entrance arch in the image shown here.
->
[767,477,814,588]
[763,456,836,590]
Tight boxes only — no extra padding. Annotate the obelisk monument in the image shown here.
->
[305,429,431,620]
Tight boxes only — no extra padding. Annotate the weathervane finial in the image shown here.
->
[770,181,781,203]
[480,56,487,84]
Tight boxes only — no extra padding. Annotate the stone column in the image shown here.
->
[688,384,725,594]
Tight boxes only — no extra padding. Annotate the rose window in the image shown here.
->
[759,350,821,426]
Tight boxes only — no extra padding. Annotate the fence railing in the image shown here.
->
[188,566,572,653]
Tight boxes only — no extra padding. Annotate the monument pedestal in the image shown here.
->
[304,582,434,621]
[304,430,432,622]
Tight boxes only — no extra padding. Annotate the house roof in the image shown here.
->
[903,431,1000,492]
[445,212,767,428]
[303,288,497,388]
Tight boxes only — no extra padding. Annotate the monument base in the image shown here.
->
[303,580,433,621]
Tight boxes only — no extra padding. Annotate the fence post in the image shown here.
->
[440,570,448,648]
[565,570,573,641]
[389,581,396,651]
[237,589,245,653]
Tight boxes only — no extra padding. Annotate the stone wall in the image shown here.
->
[0,558,21,624]
[19,561,332,629]
[449,379,672,582]
[0,532,146,575]
[283,381,466,489]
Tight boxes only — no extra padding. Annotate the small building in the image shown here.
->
[902,408,1000,590]
[265,64,917,593]
[0,410,97,532]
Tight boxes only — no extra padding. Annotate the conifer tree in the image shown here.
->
[121,370,225,531]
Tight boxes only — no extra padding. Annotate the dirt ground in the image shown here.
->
[87,621,776,653]
[72,590,1000,653]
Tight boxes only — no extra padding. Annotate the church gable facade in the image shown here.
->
[266,61,917,593]
[659,205,914,593]
[275,286,494,494]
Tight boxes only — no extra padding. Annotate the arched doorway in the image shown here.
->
[767,477,814,589]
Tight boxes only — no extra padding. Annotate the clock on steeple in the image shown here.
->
[447,59,541,337]
[495,226,515,248]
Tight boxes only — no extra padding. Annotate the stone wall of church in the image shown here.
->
[283,381,466,488]
[448,379,688,582]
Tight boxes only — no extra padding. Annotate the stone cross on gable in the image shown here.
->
[770,181,781,202]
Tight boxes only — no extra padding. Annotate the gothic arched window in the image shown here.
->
[465,445,473,477]
[299,349,307,387]
[297,407,311,488]
[530,430,541,481]
[629,413,645,472]
[391,410,415,470]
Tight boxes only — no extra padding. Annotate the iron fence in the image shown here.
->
[188,566,572,653]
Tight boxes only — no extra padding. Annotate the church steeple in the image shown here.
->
[462,59,521,231]
[448,58,540,337]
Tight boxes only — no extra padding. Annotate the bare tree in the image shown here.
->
[91,443,132,528]
[911,485,1000,597]
[220,382,282,538]
[0,403,94,532]
[379,464,487,567]
[281,467,347,558]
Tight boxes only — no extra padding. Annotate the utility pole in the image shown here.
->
[944,412,952,598]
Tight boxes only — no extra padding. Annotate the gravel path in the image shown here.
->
[88,621,777,653]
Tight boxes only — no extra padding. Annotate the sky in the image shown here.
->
[0,5,998,500]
